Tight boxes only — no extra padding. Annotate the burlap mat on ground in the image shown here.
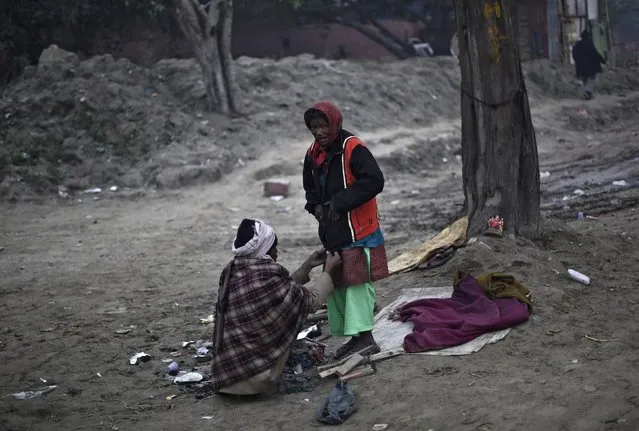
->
[388,217,468,274]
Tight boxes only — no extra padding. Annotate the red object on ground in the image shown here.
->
[263,180,290,197]
[395,274,531,353]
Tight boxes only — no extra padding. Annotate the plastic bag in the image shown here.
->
[316,381,357,425]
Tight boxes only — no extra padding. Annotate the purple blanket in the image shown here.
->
[396,274,530,353]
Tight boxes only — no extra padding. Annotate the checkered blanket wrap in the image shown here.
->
[331,245,389,288]
[211,258,311,391]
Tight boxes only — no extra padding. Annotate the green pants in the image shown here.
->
[327,248,376,337]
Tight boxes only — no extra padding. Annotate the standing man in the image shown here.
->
[302,101,389,360]
[572,29,606,100]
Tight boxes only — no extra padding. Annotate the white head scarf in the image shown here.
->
[232,219,276,259]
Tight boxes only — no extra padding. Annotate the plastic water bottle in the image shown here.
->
[568,269,590,285]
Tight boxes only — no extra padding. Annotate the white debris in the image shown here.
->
[196,346,210,356]
[12,386,58,400]
[58,185,70,198]
[174,372,204,384]
[199,315,214,324]
[297,324,318,340]
[129,352,151,365]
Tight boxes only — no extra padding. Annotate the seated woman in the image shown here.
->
[211,218,341,395]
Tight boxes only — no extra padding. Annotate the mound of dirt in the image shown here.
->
[525,61,639,99]
[377,136,461,176]
[0,45,226,200]
[563,96,639,132]
[387,215,628,318]
[1,45,638,201]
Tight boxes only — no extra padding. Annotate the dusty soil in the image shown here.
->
[1,52,639,431]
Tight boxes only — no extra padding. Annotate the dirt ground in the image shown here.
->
[1,63,639,430]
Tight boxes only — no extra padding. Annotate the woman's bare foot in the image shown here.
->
[333,331,380,360]
[334,337,357,360]
[349,331,380,354]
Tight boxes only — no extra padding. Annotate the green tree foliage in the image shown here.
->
[0,0,172,83]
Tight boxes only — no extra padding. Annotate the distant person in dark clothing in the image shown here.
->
[572,30,606,100]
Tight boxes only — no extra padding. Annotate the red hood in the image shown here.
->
[304,101,343,145]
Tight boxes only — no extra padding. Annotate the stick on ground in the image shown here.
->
[339,365,376,382]
[318,347,403,378]
[316,344,375,372]
[335,353,365,377]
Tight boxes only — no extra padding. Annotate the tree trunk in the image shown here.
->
[218,0,241,113]
[174,0,240,115]
[333,16,408,59]
[453,0,541,239]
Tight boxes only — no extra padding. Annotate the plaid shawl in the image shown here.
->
[211,257,311,391]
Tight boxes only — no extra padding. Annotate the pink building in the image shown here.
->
[232,20,425,60]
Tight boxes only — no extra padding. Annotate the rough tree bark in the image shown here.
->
[218,0,240,113]
[453,0,541,239]
[173,0,240,114]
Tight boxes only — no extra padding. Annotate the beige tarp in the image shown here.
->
[387,217,468,275]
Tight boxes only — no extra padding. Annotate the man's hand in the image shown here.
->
[324,251,342,278]
[305,249,326,268]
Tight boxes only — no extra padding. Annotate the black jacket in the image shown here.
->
[572,38,605,78]
[303,130,384,251]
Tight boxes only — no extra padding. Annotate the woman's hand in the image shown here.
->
[313,204,324,223]
[326,202,341,223]
[305,249,326,268]
[324,252,342,278]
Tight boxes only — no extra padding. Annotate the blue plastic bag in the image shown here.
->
[316,381,357,425]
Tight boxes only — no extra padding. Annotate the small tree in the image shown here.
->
[453,0,541,239]
[173,0,240,114]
